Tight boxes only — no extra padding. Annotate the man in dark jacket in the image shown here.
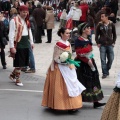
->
[32,2,45,43]
[95,11,117,79]
[1,0,11,18]
[0,17,8,69]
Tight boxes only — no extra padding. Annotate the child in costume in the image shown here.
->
[75,41,95,71]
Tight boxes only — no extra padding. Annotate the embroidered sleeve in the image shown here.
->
[76,44,92,55]
[53,45,68,65]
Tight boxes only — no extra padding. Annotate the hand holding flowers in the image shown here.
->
[59,52,80,67]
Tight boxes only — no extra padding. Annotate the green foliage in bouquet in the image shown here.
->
[66,52,80,67]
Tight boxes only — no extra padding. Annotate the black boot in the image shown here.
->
[68,109,78,114]
[93,102,106,108]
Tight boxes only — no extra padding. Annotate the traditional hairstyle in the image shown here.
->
[57,27,67,37]
[25,14,31,29]
[78,22,90,35]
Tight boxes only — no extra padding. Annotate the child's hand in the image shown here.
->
[88,59,93,67]
[88,59,96,71]
[69,64,75,69]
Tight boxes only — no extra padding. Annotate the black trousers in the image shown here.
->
[0,48,6,66]
[47,29,52,43]
[73,20,79,28]
[35,26,42,43]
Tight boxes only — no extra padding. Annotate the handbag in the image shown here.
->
[43,20,47,29]
[65,18,73,30]
[2,37,8,45]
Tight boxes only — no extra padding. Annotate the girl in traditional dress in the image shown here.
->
[101,72,120,120]
[41,27,86,112]
[74,22,106,108]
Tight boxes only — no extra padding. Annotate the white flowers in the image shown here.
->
[59,52,69,62]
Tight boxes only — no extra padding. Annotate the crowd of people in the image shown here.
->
[0,0,120,118]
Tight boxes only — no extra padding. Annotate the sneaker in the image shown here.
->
[102,74,108,79]
[9,74,16,83]
[25,69,35,73]
[15,80,23,86]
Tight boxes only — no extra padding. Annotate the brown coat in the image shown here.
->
[45,10,55,29]
[32,7,46,26]
[95,21,117,45]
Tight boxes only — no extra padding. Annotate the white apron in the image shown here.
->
[58,64,86,97]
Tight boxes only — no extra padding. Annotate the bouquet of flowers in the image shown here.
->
[59,52,80,67]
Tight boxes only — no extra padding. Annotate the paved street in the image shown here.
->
[0,20,120,120]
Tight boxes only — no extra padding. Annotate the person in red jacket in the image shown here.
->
[79,1,88,24]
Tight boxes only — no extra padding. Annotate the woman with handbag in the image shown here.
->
[45,6,54,43]
[0,13,8,69]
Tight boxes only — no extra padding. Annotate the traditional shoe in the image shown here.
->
[68,109,78,114]
[93,102,106,108]
[15,80,23,87]
[25,69,35,73]
[9,74,16,83]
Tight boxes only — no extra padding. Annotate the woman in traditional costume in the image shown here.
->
[74,22,106,108]
[41,27,86,112]
[101,72,120,120]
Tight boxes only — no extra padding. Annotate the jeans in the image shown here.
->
[29,45,35,70]
[24,44,35,70]
[100,45,114,75]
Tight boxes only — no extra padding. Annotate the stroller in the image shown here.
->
[68,28,79,52]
